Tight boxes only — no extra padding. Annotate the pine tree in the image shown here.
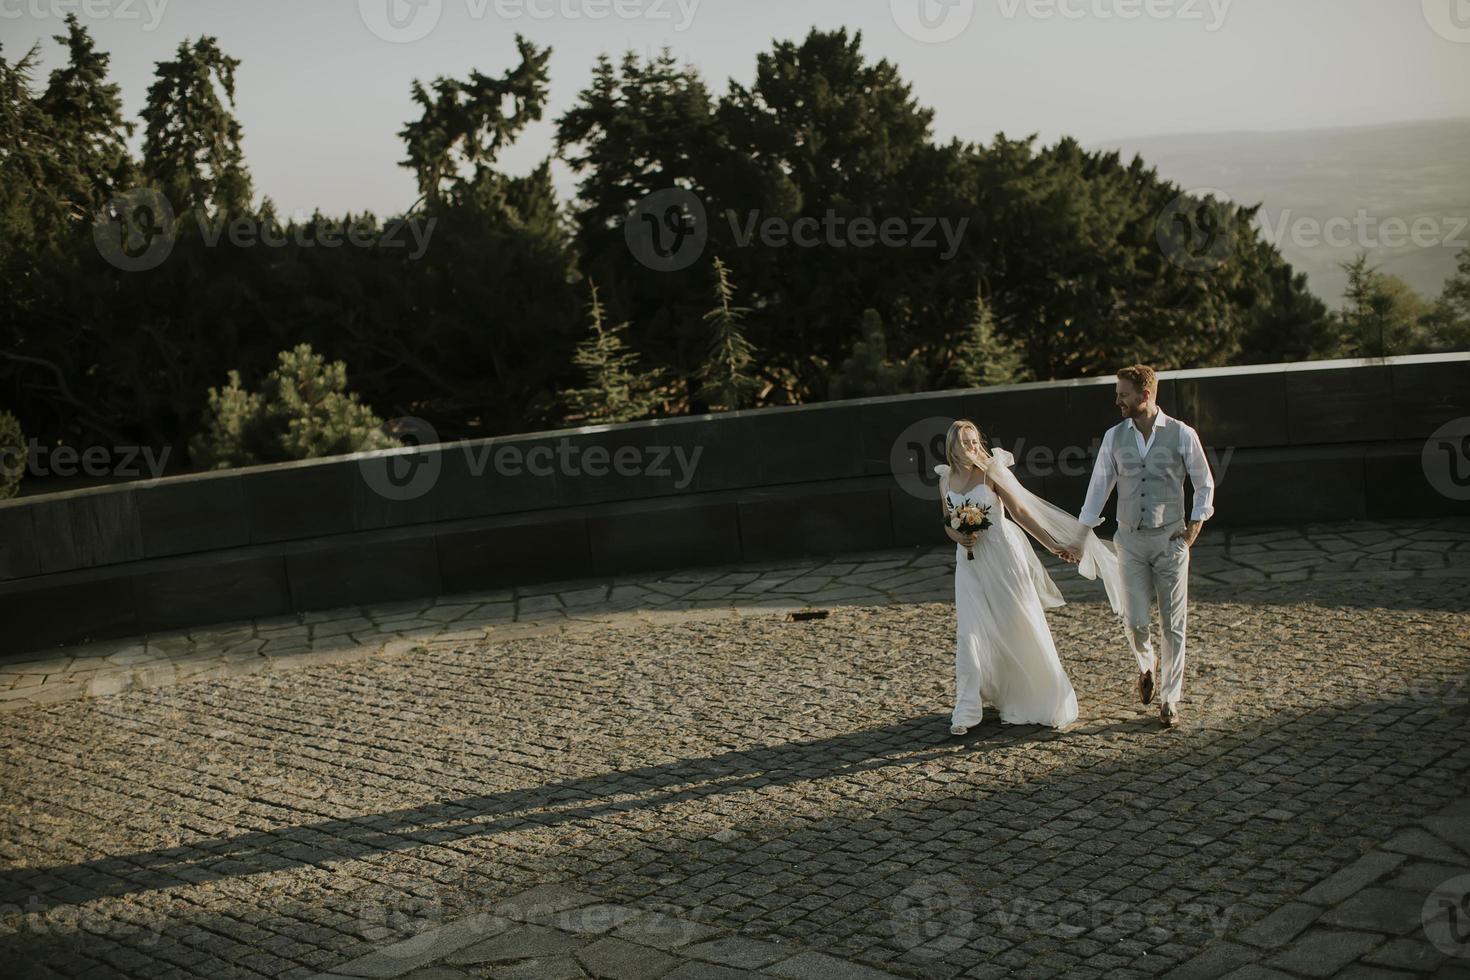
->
[0,41,74,232]
[398,34,551,210]
[697,257,761,412]
[190,344,396,469]
[828,309,926,401]
[563,281,662,425]
[140,35,251,216]
[1339,254,1432,357]
[956,291,1027,388]
[1423,246,1470,352]
[36,14,136,218]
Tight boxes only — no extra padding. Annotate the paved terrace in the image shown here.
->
[1,518,1468,979]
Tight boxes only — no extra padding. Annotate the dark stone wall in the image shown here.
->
[3,356,1467,656]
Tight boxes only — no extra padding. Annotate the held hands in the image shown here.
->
[1051,545,1081,564]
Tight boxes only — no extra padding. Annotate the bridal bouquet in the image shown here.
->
[949,502,993,561]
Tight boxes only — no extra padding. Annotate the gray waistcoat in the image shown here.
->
[1112,418,1187,531]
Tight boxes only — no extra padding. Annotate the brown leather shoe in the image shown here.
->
[1160,703,1180,729]
[1137,668,1155,706]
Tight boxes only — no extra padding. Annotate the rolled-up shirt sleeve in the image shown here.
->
[1181,424,1216,522]
[1079,428,1116,528]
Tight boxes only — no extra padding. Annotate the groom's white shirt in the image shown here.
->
[1079,408,1216,528]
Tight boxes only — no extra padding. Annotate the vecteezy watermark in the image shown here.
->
[93,189,437,272]
[358,0,442,42]
[890,0,976,44]
[995,0,1232,30]
[0,895,165,950]
[1158,187,1469,272]
[887,878,1237,953]
[93,187,176,272]
[728,210,970,261]
[1422,0,1470,44]
[891,874,974,954]
[626,187,709,273]
[888,416,1236,502]
[0,439,172,481]
[1423,417,1470,502]
[0,0,170,30]
[358,0,699,43]
[348,885,487,950]
[1255,208,1469,252]
[358,416,706,502]
[890,416,955,502]
[1423,873,1470,958]
[359,417,444,503]
[624,189,970,272]
[1156,187,1235,272]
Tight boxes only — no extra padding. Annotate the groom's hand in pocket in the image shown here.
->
[1171,521,1203,548]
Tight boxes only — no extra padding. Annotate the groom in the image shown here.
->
[1079,365,1215,728]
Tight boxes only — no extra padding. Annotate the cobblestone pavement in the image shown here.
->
[4,519,1468,713]
[0,519,1468,979]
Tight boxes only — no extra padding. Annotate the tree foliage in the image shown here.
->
[190,343,397,469]
[3,21,1460,488]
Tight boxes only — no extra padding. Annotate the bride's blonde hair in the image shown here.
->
[944,419,990,473]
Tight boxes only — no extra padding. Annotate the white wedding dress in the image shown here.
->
[937,450,1123,730]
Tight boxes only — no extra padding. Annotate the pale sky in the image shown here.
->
[2,0,1468,220]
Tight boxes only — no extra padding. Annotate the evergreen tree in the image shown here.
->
[1339,254,1433,357]
[140,35,251,216]
[698,257,761,412]
[398,34,552,210]
[828,308,926,400]
[36,14,136,218]
[1422,246,1470,352]
[562,281,662,425]
[955,291,1027,388]
[190,344,397,469]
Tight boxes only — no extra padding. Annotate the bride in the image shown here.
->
[935,419,1123,734]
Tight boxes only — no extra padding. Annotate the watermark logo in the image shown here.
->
[626,187,708,272]
[890,0,975,43]
[890,416,954,502]
[0,0,170,30]
[1423,417,1470,502]
[995,0,1232,30]
[1424,873,1470,958]
[889,417,1238,501]
[891,874,974,953]
[728,209,969,261]
[477,0,700,29]
[94,187,175,272]
[1255,208,1469,252]
[1,439,172,481]
[358,417,443,503]
[1156,187,1234,272]
[356,431,706,501]
[0,895,165,950]
[1423,0,1470,43]
[94,190,438,270]
[359,0,443,43]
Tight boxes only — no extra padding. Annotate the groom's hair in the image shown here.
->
[1117,364,1157,397]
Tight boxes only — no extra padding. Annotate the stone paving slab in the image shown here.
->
[0,518,1467,979]
[5,518,1469,714]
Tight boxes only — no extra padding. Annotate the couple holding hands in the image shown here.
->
[935,365,1215,732]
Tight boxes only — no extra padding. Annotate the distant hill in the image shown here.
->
[1087,118,1470,308]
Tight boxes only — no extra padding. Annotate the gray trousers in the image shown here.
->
[1115,520,1190,707]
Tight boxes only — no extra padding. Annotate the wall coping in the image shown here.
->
[4,351,1466,509]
